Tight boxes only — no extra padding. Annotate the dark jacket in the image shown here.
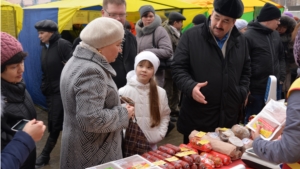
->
[162,20,180,52]
[71,30,137,89]
[172,19,251,135]
[1,79,37,169]
[1,131,35,169]
[244,21,286,95]
[110,29,137,89]
[40,32,72,96]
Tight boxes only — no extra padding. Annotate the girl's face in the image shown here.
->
[1,61,24,83]
[141,12,155,27]
[136,60,154,85]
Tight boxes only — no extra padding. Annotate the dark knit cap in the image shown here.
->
[213,0,244,18]
[139,5,155,18]
[168,12,186,21]
[34,20,58,32]
[192,14,207,25]
[257,3,281,22]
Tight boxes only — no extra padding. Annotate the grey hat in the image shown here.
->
[214,0,244,18]
[168,12,186,21]
[34,20,58,32]
[139,5,155,18]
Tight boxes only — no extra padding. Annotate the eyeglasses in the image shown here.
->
[103,8,127,18]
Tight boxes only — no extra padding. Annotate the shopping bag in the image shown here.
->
[123,116,152,157]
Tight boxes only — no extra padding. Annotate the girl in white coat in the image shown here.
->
[119,51,171,150]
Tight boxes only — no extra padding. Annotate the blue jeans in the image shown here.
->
[244,94,265,124]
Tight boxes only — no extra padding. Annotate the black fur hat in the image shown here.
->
[213,0,244,18]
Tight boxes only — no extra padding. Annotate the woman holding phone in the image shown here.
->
[1,32,37,169]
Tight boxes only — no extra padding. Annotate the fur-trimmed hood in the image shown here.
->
[279,15,297,34]
[135,14,162,37]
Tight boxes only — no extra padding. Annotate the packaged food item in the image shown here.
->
[189,137,212,152]
[201,135,236,157]
[158,146,176,155]
[189,154,201,164]
[231,124,250,139]
[180,143,198,153]
[148,151,166,160]
[141,153,160,162]
[242,138,253,150]
[165,144,181,153]
[200,156,215,169]
[216,128,234,142]
[209,150,232,166]
[207,132,221,140]
[228,136,243,148]
[200,152,223,168]
[153,150,173,158]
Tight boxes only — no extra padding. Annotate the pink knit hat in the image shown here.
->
[1,32,23,65]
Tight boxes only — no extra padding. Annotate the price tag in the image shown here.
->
[197,140,210,145]
[152,160,166,166]
[165,156,179,162]
[219,127,228,131]
[180,147,190,151]
[175,151,197,157]
[196,131,206,137]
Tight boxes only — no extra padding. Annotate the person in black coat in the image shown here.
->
[34,20,73,167]
[1,32,38,169]
[244,3,286,124]
[171,0,250,144]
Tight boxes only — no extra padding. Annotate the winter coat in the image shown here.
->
[1,79,37,169]
[135,14,173,60]
[40,32,72,96]
[110,29,137,89]
[119,73,170,148]
[1,131,35,169]
[253,78,300,166]
[71,30,137,89]
[162,20,180,52]
[244,21,286,95]
[294,29,300,66]
[172,18,251,135]
[60,44,129,169]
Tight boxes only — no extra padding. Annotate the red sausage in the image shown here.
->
[190,154,201,164]
[159,146,176,155]
[148,151,165,160]
[154,150,173,158]
[180,156,193,165]
[165,144,181,153]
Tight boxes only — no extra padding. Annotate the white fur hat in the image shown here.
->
[80,17,124,49]
[235,19,248,30]
[134,51,160,74]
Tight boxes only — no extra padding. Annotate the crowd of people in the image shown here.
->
[1,0,300,168]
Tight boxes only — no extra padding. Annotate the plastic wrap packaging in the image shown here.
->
[201,135,236,157]
[231,124,250,139]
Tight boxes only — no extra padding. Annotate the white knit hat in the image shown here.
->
[235,19,248,30]
[134,51,160,74]
[80,17,124,49]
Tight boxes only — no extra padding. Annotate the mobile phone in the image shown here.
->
[11,119,30,132]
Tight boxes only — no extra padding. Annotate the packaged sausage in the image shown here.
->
[165,144,181,153]
[179,156,193,165]
[200,156,215,169]
[180,144,198,153]
[148,151,166,160]
[200,152,223,168]
[153,150,173,158]
[190,154,201,164]
[141,152,160,162]
[189,137,212,152]
[231,124,250,140]
[209,150,232,166]
[159,146,176,155]
[201,135,236,157]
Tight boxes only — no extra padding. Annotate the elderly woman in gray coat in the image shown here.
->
[135,5,173,87]
[59,17,134,169]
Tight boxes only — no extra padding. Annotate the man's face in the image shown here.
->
[38,31,53,44]
[173,20,183,31]
[210,11,236,39]
[101,3,126,25]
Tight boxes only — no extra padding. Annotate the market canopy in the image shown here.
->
[1,0,23,37]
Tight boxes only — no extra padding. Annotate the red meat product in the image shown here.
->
[159,146,176,155]
[179,156,193,165]
[200,156,214,169]
[165,144,181,153]
[180,143,198,153]
[190,154,201,164]
[200,152,223,168]
[159,163,176,169]
[178,160,190,169]
[168,161,183,169]
[191,163,198,169]
[142,153,160,162]
[148,151,166,160]
[154,150,173,158]
[189,137,212,152]
[209,150,232,166]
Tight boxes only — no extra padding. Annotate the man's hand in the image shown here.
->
[22,119,46,142]
[251,125,261,140]
[192,81,208,104]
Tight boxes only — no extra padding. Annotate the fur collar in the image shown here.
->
[135,14,162,37]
